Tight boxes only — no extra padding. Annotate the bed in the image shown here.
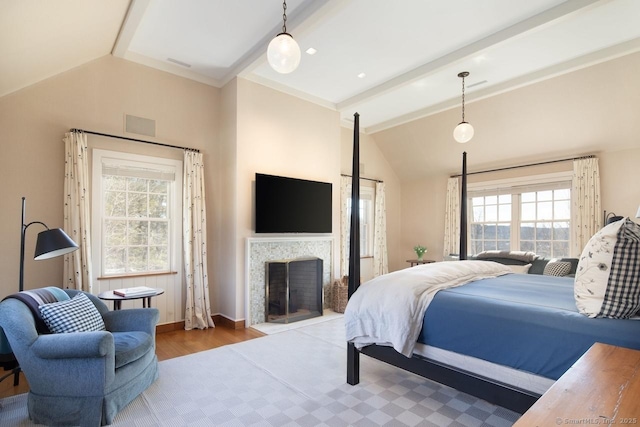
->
[344,114,640,413]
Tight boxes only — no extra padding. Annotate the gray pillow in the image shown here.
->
[543,261,572,277]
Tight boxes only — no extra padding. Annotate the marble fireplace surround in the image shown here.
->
[245,236,334,327]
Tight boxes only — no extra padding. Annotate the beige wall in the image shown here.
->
[218,78,239,321]
[383,53,640,261]
[0,55,403,325]
[2,49,637,325]
[0,56,220,318]
[599,147,640,221]
[229,78,341,321]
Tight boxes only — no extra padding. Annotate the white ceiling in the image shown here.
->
[2,0,640,134]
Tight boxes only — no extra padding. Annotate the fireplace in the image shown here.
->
[266,257,323,324]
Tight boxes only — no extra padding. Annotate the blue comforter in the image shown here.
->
[418,273,640,380]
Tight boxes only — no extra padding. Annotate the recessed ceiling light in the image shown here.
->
[306,47,317,55]
[357,73,366,79]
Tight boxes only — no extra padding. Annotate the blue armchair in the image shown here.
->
[0,288,159,426]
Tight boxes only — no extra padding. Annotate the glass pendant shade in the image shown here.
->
[453,121,474,143]
[267,33,301,74]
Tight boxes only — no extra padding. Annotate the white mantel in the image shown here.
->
[245,236,334,327]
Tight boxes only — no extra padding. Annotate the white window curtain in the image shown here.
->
[183,151,214,330]
[340,176,351,277]
[572,157,601,256]
[443,177,460,257]
[373,182,388,277]
[63,131,93,292]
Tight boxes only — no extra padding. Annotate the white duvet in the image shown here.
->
[344,260,512,357]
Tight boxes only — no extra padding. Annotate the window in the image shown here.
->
[359,187,375,257]
[520,188,571,256]
[92,150,182,277]
[471,194,512,253]
[468,173,572,258]
[102,175,170,274]
[345,185,375,258]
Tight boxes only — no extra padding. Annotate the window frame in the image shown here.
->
[359,186,375,258]
[92,149,183,279]
[467,171,573,257]
[518,187,571,257]
[345,183,376,258]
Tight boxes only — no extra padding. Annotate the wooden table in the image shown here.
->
[406,259,435,267]
[514,343,640,426]
[98,288,164,310]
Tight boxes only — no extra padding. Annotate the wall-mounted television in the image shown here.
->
[255,173,332,233]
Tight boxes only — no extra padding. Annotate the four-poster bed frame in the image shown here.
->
[345,114,539,414]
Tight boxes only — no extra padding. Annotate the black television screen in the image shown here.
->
[255,173,332,233]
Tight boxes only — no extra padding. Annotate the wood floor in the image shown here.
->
[0,324,264,399]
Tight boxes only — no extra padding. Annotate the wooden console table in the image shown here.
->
[514,343,640,425]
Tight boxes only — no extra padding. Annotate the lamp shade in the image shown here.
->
[34,228,78,260]
[453,121,474,143]
[267,33,301,74]
[636,205,640,218]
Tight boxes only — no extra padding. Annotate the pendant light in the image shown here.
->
[267,0,301,74]
[453,71,474,143]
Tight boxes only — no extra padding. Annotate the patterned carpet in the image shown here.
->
[0,318,519,426]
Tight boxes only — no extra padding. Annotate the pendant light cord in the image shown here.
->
[282,0,288,33]
[461,74,466,122]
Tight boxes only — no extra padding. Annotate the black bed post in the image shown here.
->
[347,112,361,385]
[459,151,468,260]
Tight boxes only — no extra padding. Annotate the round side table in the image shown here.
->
[98,289,164,310]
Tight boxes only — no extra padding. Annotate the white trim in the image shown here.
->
[91,149,183,281]
[466,171,573,256]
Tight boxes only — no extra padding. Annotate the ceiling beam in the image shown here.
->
[336,0,604,113]
[363,35,640,134]
[112,0,151,58]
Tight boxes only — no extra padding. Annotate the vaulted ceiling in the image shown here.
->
[2,0,639,135]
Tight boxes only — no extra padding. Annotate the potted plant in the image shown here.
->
[414,245,427,261]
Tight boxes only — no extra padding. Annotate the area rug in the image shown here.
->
[0,319,519,426]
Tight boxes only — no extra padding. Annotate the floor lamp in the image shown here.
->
[19,196,79,292]
[1,198,79,386]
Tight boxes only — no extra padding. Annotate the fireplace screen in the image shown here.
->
[266,257,323,324]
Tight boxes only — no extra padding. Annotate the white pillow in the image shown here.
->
[39,293,106,333]
[509,264,531,274]
[575,218,640,318]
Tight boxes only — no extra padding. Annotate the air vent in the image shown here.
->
[125,115,156,137]
[167,57,192,68]
[467,80,488,89]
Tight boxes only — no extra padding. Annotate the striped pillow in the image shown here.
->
[39,293,105,333]
[575,218,640,318]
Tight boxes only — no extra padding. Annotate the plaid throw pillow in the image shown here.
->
[575,218,640,318]
[543,261,572,277]
[39,293,106,333]
[598,219,640,318]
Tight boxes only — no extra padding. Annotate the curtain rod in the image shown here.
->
[70,129,200,153]
[341,174,383,183]
[450,154,595,178]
